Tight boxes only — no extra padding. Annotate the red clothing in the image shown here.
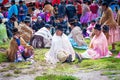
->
[90,4,99,14]
[77,4,82,14]
[2,0,9,5]
[52,0,60,6]
[35,1,40,9]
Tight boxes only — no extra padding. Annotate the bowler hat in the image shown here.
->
[94,24,101,31]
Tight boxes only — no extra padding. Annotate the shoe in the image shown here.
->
[75,53,82,63]
[110,49,116,52]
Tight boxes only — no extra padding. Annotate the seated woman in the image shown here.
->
[81,24,112,59]
[30,24,52,48]
[6,28,34,62]
[0,17,8,44]
[18,16,33,43]
[69,18,87,49]
[45,24,82,64]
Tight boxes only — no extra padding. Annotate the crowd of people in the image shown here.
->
[0,0,120,64]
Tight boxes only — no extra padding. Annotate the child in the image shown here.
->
[87,20,96,36]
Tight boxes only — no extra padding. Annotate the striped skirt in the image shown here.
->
[30,35,44,48]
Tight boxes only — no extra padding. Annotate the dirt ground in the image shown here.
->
[0,62,111,80]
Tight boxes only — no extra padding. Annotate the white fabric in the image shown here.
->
[35,27,52,40]
[81,51,112,59]
[45,33,75,64]
[35,27,52,47]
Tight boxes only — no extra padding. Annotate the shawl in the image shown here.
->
[71,26,86,46]
[45,33,75,64]
[35,27,52,40]
[100,7,117,28]
[6,37,33,62]
[88,32,112,59]
[18,23,33,43]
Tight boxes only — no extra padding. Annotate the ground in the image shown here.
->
[0,39,120,80]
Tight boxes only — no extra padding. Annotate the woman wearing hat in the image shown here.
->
[45,24,83,64]
[81,24,112,59]
[30,24,52,48]
[18,16,33,43]
[69,18,87,49]
[32,16,45,32]
[6,28,34,62]
[100,2,120,51]
[45,24,75,64]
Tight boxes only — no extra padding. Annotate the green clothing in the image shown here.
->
[0,23,8,44]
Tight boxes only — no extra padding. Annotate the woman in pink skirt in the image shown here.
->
[81,24,112,59]
[100,2,120,51]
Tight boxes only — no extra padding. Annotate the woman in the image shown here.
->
[80,1,91,27]
[69,18,87,49]
[100,2,120,51]
[18,16,33,43]
[45,24,76,64]
[6,28,34,62]
[81,24,112,59]
[30,24,52,48]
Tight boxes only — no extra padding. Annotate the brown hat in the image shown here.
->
[12,28,20,35]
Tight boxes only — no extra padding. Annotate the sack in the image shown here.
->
[57,51,69,63]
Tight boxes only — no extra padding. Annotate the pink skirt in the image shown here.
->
[89,12,98,21]
[108,27,120,45]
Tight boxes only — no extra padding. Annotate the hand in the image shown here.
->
[14,35,18,39]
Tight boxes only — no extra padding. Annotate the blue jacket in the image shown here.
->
[18,4,28,16]
[8,4,18,19]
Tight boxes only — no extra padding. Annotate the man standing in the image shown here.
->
[66,1,76,20]
[8,0,18,19]
[58,0,66,16]
[18,0,28,23]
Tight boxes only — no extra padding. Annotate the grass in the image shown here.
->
[3,73,13,77]
[14,69,22,74]
[35,74,79,80]
[0,52,7,63]
[0,40,10,49]
[101,71,120,80]
[101,71,120,76]
[0,38,120,78]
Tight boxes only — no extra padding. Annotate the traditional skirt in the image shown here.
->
[108,27,120,45]
[69,38,88,50]
[89,12,98,21]
[81,49,112,59]
[80,12,91,24]
[30,35,44,48]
